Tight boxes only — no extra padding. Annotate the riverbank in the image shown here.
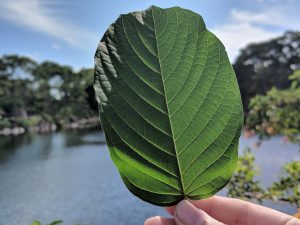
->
[0,116,101,136]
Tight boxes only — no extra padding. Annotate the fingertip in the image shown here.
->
[175,200,207,225]
[144,216,160,225]
[144,216,175,225]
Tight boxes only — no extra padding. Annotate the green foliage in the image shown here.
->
[227,148,264,200]
[246,70,300,143]
[94,6,243,206]
[228,150,300,208]
[268,162,300,207]
[30,221,42,225]
[48,221,63,225]
[30,221,81,225]
[30,221,63,225]
[0,54,98,132]
[22,115,44,127]
[0,117,11,129]
[0,54,37,79]
[30,221,82,225]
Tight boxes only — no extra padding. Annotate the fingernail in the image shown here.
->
[175,200,205,225]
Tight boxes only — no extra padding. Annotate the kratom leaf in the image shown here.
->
[94,5,243,206]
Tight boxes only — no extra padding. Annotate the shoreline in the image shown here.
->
[0,117,101,136]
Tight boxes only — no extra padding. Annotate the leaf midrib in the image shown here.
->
[151,7,185,196]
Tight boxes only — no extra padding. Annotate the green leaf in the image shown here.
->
[31,221,42,225]
[94,5,243,206]
[48,221,63,225]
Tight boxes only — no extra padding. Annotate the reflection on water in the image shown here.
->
[0,131,162,225]
[0,135,32,163]
[0,131,299,225]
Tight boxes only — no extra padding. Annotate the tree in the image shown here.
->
[246,70,300,143]
[0,54,98,132]
[0,55,37,117]
[0,54,37,79]
[234,31,300,110]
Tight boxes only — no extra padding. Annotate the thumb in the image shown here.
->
[174,200,225,225]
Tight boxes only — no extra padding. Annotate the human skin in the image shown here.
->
[144,196,300,225]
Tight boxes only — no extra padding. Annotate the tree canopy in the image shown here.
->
[234,31,300,110]
[0,55,97,131]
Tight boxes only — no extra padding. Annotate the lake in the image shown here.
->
[0,130,299,225]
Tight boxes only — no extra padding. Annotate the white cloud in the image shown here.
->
[0,0,97,49]
[254,0,279,2]
[211,22,277,62]
[253,0,295,2]
[52,43,61,50]
[211,7,299,62]
[231,9,300,30]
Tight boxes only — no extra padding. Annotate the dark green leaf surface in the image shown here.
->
[94,5,243,206]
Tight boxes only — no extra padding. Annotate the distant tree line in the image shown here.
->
[0,31,299,136]
[0,55,98,133]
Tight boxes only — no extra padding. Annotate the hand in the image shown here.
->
[144,196,300,225]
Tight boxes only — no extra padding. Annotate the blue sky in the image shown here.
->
[0,0,299,70]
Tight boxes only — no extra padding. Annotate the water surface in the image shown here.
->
[0,131,299,225]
